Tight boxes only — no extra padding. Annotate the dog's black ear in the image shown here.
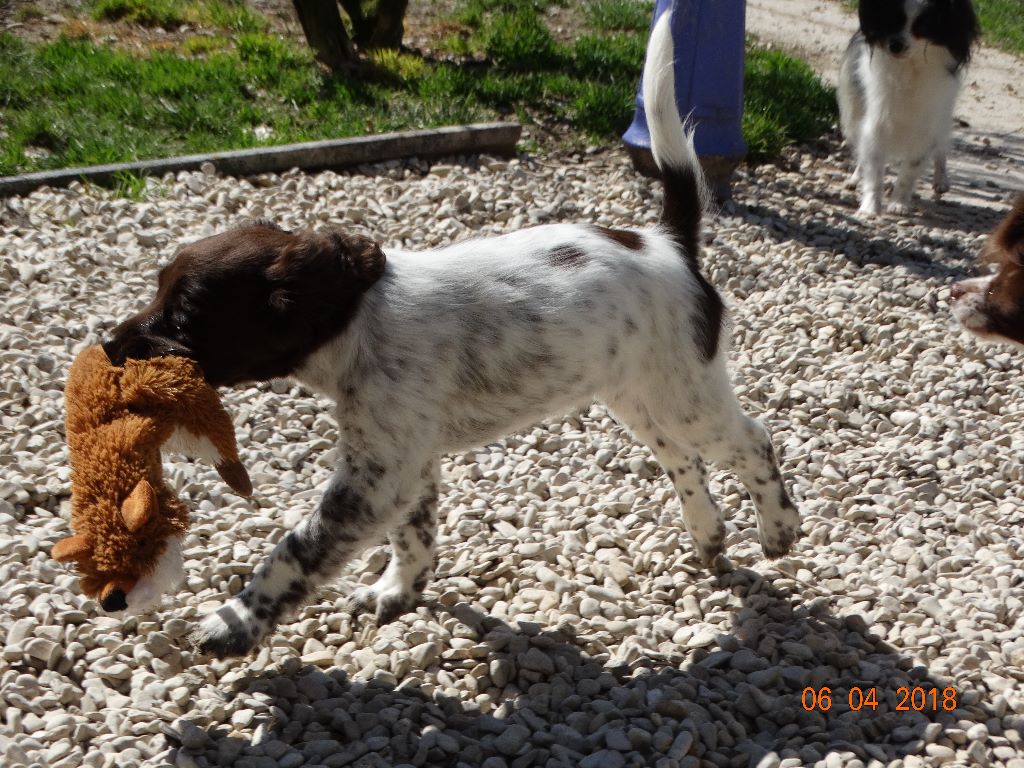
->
[858,0,904,45]
[911,0,979,67]
[268,230,386,289]
[328,232,387,284]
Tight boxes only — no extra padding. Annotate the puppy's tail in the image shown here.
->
[642,10,708,267]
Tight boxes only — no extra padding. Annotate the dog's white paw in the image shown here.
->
[759,499,802,559]
[856,201,881,218]
[886,200,912,215]
[191,599,262,658]
[350,579,421,624]
[692,520,727,566]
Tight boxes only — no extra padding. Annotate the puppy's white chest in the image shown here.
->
[865,51,958,155]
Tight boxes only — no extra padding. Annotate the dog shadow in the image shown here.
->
[721,139,1010,282]
[172,566,994,767]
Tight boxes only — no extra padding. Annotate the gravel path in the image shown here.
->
[3,131,1024,768]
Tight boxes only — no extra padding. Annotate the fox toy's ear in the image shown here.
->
[121,480,158,532]
[53,534,91,563]
[216,459,253,497]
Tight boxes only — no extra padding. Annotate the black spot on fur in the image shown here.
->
[547,245,588,268]
[320,485,371,525]
[412,567,430,593]
[656,438,666,448]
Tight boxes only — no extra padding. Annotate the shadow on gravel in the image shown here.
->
[175,567,996,768]
[729,199,982,282]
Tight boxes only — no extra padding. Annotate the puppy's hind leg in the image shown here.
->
[350,460,439,624]
[687,409,801,559]
[932,154,950,198]
[610,400,726,565]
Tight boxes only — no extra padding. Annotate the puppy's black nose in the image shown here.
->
[102,589,128,612]
[889,37,907,55]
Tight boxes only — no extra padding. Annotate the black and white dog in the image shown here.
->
[838,0,978,216]
[103,11,801,658]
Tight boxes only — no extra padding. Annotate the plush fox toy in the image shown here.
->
[54,345,252,613]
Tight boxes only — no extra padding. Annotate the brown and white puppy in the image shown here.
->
[104,12,801,658]
[951,197,1024,346]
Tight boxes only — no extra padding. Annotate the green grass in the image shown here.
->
[744,46,837,162]
[585,0,653,33]
[973,0,1024,55]
[90,0,268,32]
[111,170,152,199]
[0,0,838,177]
[13,4,46,22]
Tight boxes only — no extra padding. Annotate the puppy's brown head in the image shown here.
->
[951,197,1024,346]
[104,222,386,386]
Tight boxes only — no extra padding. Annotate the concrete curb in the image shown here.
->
[0,122,522,198]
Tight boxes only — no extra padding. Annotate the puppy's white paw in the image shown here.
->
[350,578,422,624]
[856,201,881,218]
[191,599,262,658]
[759,499,802,559]
[886,201,912,215]
[692,520,727,566]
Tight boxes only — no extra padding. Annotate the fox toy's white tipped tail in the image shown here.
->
[641,10,709,262]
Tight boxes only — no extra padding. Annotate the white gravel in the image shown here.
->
[2,144,1024,768]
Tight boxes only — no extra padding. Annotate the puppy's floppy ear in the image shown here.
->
[121,479,158,532]
[267,230,386,310]
[330,232,386,284]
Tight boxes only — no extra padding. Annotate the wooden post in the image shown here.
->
[339,0,410,49]
[292,1,356,70]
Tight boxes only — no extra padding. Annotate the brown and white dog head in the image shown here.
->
[103,221,386,386]
[951,197,1024,347]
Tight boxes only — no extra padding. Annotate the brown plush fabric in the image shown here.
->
[55,345,251,606]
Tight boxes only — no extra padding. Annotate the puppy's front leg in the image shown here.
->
[192,463,413,658]
[857,142,884,216]
[351,463,439,624]
[889,155,926,214]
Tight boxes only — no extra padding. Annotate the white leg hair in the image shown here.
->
[350,460,439,623]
